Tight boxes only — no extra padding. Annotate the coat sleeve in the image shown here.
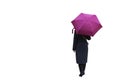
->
[84,36,91,40]
[72,31,78,51]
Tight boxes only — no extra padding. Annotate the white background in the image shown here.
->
[0,0,120,80]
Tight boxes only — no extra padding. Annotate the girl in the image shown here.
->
[73,31,91,77]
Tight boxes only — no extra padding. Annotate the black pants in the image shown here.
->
[78,64,86,76]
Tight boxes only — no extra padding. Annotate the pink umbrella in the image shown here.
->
[71,13,102,36]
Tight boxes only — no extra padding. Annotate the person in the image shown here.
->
[73,30,91,77]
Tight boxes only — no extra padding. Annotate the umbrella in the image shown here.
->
[71,13,102,36]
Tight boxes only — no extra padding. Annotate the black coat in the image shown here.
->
[73,31,91,64]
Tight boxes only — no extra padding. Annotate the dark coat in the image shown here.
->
[73,31,91,64]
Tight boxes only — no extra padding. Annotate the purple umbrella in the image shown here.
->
[71,13,102,36]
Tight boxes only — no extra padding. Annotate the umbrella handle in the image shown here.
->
[72,28,75,34]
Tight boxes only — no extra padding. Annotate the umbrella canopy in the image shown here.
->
[71,13,102,36]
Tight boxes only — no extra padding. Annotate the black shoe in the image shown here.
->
[79,73,85,77]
